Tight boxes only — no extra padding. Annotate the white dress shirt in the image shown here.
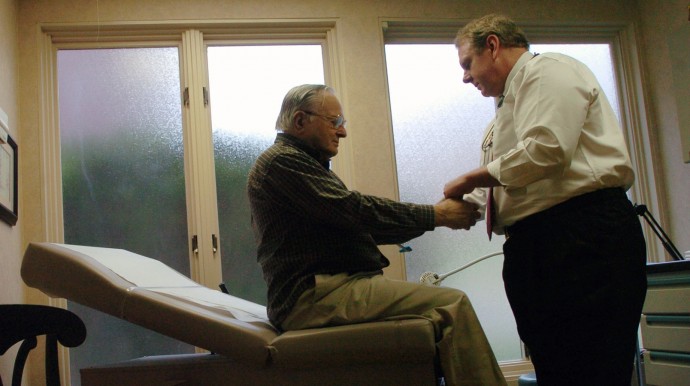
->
[473,51,634,233]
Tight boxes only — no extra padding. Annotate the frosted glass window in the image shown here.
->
[385,43,621,362]
[208,45,325,304]
[58,47,192,385]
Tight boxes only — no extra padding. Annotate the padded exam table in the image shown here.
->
[21,242,440,385]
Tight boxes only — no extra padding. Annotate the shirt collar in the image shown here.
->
[275,132,331,169]
[498,51,538,107]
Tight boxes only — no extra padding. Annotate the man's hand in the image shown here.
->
[443,175,474,199]
[444,166,501,198]
[434,198,480,230]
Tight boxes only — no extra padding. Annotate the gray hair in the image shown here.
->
[275,84,334,132]
[455,14,530,53]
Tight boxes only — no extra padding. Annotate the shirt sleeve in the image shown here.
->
[488,56,592,188]
[263,150,435,236]
[463,187,487,221]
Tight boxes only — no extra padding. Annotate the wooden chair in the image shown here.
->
[0,304,86,386]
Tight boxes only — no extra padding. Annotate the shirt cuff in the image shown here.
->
[486,159,501,184]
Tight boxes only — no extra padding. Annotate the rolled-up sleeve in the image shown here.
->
[488,57,591,189]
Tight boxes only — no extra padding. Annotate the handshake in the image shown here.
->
[434,165,497,230]
[433,198,480,230]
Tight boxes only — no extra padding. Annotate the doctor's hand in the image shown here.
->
[443,175,474,199]
[434,198,480,230]
[444,166,500,199]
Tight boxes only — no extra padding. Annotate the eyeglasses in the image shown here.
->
[302,110,347,129]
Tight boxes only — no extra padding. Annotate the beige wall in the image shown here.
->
[5,0,688,384]
[636,0,690,255]
[0,0,23,382]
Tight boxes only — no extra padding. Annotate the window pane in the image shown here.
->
[386,42,621,363]
[208,45,325,304]
[58,47,192,385]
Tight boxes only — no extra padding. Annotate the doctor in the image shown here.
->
[444,14,647,386]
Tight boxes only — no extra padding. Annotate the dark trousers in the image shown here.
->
[502,188,647,386]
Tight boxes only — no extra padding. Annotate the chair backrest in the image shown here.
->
[0,304,86,386]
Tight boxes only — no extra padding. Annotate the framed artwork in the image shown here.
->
[0,134,18,226]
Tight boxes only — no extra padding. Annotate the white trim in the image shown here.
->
[181,29,223,287]
[39,28,81,383]
[44,19,339,44]
[614,24,667,262]
[0,107,8,143]
[39,31,64,244]
[323,20,355,187]
[39,28,70,383]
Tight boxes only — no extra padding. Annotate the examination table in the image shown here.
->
[21,242,440,385]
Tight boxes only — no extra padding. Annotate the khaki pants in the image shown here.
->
[281,272,506,386]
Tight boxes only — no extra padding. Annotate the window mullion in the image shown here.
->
[181,29,222,288]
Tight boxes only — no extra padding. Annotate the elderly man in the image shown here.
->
[444,14,647,386]
[247,84,506,386]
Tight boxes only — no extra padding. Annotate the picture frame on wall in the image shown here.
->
[0,134,18,226]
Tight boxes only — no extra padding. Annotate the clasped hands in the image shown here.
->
[434,198,479,230]
[434,171,483,230]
